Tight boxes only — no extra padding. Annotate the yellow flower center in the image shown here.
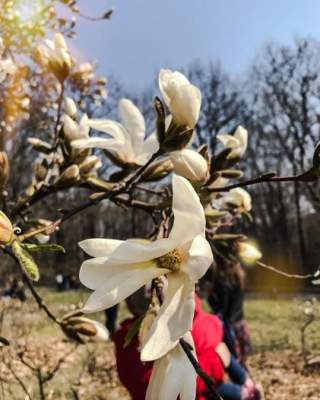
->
[157,249,182,272]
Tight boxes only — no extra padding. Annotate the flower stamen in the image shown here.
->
[156,249,182,272]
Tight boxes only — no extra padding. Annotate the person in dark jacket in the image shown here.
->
[207,255,251,364]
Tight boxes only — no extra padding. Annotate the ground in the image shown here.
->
[0,289,319,399]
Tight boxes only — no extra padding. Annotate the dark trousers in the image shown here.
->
[105,304,119,334]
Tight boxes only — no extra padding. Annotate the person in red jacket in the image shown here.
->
[113,290,260,400]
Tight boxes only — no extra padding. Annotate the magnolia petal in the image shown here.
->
[170,84,201,128]
[146,334,196,400]
[183,234,213,281]
[79,238,123,258]
[119,99,145,155]
[140,132,159,157]
[159,69,190,107]
[78,114,90,139]
[71,137,126,154]
[106,237,177,264]
[82,261,166,312]
[141,272,194,361]
[54,33,68,50]
[170,149,208,181]
[136,132,160,165]
[234,125,248,157]
[216,133,239,149]
[63,115,78,141]
[88,119,129,144]
[169,175,206,244]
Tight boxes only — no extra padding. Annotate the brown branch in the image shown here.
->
[179,337,222,400]
[256,261,314,280]
[206,172,300,193]
[301,313,314,366]
[6,362,32,400]
[1,248,61,326]
[43,345,78,383]
[17,150,163,239]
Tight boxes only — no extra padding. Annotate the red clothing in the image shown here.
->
[193,296,224,399]
[114,318,152,400]
[113,296,224,400]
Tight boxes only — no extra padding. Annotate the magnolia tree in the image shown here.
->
[1,2,320,400]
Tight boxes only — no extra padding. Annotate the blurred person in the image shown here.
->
[69,273,80,290]
[2,277,26,302]
[206,255,251,364]
[55,272,64,291]
[114,288,261,400]
[104,304,119,335]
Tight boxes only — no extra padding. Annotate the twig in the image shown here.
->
[206,173,301,193]
[53,83,65,149]
[135,184,167,197]
[17,150,163,238]
[256,261,314,280]
[22,276,60,325]
[179,338,222,400]
[1,248,60,326]
[301,313,314,366]
[43,345,78,383]
[7,363,32,400]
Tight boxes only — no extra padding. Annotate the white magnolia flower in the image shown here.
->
[0,37,16,82]
[238,242,262,264]
[72,98,158,165]
[220,187,252,212]
[71,62,95,84]
[36,33,72,78]
[0,58,16,82]
[159,69,201,128]
[79,175,213,360]
[169,149,208,181]
[64,114,90,142]
[217,126,248,159]
[146,332,196,400]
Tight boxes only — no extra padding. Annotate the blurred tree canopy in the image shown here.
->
[2,3,320,290]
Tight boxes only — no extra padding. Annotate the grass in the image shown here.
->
[28,288,320,352]
[1,289,319,399]
[245,297,320,353]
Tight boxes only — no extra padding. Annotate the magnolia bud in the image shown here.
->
[34,163,48,181]
[159,69,201,129]
[238,242,262,265]
[170,149,208,182]
[217,126,248,161]
[65,97,77,117]
[221,188,252,212]
[0,211,14,245]
[63,316,109,342]
[141,158,173,182]
[0,152,9,187]
[55,165,80,188]
[162,122,194,152]
[79,156,102,175]
[28,138,52,154]
[11,241,40,281]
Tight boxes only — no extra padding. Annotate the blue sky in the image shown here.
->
[74,0,320,90]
